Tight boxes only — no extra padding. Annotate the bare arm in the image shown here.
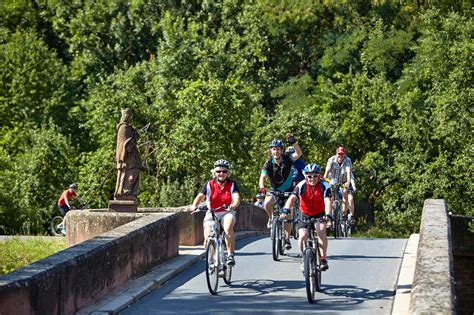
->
[284,194,298,209]
[291,141,302,161]
[324,197,331,215]
[344,167,351,188]
[192,193,206,208]
[230,192,240,210]
[259,173,267,190]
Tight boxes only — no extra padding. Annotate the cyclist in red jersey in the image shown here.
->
[283,163,332,271]
[192,159,240,266]
[57,183,81,215]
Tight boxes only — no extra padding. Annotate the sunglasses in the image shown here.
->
[306,174,319,178]
[215,170,228,174]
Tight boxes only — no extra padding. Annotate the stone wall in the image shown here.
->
[0,213,178,315]
[72,202,269,246]
[410,199,456,314]
[66,210,149,246]
[450,214,474,314]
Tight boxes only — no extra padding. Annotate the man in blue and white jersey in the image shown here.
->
[258,134,302,249]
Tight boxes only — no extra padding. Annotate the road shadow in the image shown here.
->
[328,254,402,261]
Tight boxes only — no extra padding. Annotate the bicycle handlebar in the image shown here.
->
[294,216,330,224]
[192,205,229,214]
[267,191,293,197]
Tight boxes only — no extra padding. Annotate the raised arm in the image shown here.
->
[291,141,302,161]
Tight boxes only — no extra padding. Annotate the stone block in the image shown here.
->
[108,199,139,212]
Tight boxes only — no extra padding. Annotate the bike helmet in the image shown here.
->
[256,193,265,199]
[285,146,295,154]
[268,139,284,148]
[214,159,230,169]
[69,183,77,190]
[336,146,345,154]
[303,163,321,175]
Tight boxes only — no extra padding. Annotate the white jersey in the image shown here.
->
[325,155,352,185]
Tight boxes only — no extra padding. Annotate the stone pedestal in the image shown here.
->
[108,199,139,212]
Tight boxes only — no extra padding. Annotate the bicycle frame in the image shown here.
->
[195,205,232,295]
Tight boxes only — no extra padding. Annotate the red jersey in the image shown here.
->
[293,180,331,216]
[201,179,239,211]
[58,189,77,207]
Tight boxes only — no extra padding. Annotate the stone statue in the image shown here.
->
[114,108,141,201]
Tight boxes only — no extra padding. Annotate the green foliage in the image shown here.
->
[0,30,69,131]
[0,1,471,237]
[0,237,66,275]
[0,124,78,234]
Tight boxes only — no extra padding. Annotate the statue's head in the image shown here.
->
[120,108,132,123]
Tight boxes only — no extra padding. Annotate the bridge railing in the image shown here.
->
[410,199,456,314]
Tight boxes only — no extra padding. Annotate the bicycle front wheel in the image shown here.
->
[50,216,64,236]
[303,248,317,303]
[271,218,280,261]
[278,222,286,256]
[205,240,219,295]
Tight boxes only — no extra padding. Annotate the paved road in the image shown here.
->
[121,235,407,314]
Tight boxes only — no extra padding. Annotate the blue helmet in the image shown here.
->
[303,163,321,175]
[268,139,284,148]
[285,146,295,154]
[214,159,230,169]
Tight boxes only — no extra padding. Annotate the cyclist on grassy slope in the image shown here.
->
[192,160,240,266]
[283,163,332,271]
[258,134,302,250]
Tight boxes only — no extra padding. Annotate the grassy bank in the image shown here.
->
[0,237,66,275]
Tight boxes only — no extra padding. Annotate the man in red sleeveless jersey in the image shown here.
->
[283,163,332,271]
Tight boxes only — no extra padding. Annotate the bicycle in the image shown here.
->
[329,181,351,238]
[193,205,233,295]
[297,216,327,303]
[50,204,86,237]
[268,190,294,261]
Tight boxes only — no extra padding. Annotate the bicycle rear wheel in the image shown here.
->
[303,248,317,303]
[223,264,232,285]
[205,240,219,295]
[271,218,280,261]
[50,216,64,236]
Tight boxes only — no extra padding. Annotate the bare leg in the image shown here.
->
[316,222,328,261]
[263,195,273,218]
[298,228,308,254]
[223,216,236,254]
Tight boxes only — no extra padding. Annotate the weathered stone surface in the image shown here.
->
[66,210,148,246]
[410,199,456,314]
[0,213,178,315]
[108,199,139,212]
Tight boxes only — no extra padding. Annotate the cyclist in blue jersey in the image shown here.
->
[258,134,302,250]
